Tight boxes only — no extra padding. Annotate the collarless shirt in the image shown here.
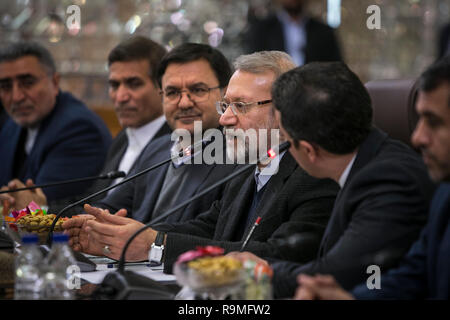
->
[254,151,286,192]
[108,116,166,192]
[117,115,166,176]
[25,127,40,155]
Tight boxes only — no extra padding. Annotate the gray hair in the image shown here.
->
[233,51,297,78]
[0,41,56,74]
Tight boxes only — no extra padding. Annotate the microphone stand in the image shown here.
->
[0,171,126,194]
[46,136,215,246]
[93,141,290,300]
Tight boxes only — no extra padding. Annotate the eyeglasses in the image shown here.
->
[160,85,221,105]
[216,99,272,115]
[0,75,45,93]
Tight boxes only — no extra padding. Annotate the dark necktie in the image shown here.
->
[235,175,267,241]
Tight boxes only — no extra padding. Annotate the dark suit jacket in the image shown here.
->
[272,128,435,298]
[48,122,171,214]
[157,152,340,274]
[96,134,238,225]
[244,15,342,64]
[0,91,112,201]
[0,103,7,131]
[352,183,450,300]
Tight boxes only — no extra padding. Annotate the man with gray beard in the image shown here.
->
[73,50,339,275]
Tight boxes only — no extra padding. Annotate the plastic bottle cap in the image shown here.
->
[21,234,39,244]
[52,233,69,243]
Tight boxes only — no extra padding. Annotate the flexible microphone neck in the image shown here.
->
[46,136,215,246]
[0,171,126,194]
[116,141,291,273]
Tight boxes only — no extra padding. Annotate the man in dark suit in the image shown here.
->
[72,50,339,273]
[63,43,240,257]
[294,56,450,300]
[244,0,342,66]
[0,36,171,213]
[229,61,435,298]
[0,41,112,203]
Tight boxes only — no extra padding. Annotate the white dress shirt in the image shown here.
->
[25,127,39,155]
[109,115,166,189]
[338,154,357,188]
[254,151,286,192]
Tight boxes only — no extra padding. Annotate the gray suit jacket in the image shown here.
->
[157,152,340,273]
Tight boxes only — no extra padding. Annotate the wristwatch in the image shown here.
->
[149,231,165,265]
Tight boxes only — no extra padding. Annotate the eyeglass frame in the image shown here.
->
[215,99,272,115]
[159,85,221,105]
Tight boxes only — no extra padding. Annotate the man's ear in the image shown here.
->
[299,140,318,163]
[51,72,60,90]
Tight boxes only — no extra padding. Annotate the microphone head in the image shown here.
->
[259,141,291,166]
[180,135,217,158]
[267,141,291,158]
[103,171,126,179]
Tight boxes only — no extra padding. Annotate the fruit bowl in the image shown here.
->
[173,246,245,299]
[3,202,67,245]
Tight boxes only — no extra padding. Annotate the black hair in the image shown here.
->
[0,41,56,74]
[272,61,373,154]
[108,36,167,86]
[156,43,232,88]
[418,56,450,107]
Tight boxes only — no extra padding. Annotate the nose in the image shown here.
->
[411,119,429,149]
[178,91,194,109]
[12,81,25,103]
[115,84,130,103]
[219,104,238,127]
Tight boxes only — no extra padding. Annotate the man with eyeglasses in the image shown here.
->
[68,51,339,275]
[0,41,112,203]
[228,61,435,300]
[63,43,238,258]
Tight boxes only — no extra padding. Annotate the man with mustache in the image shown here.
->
[66,51,339,273]
[294,56,450,300]
[0,41,112,203]
[0,36,171,213]
[63,43,238,258]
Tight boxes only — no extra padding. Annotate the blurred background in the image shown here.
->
[1,0,449,136]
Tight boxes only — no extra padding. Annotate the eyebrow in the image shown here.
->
[109,76,143,82]
[421,110,444,123]
[0,73,36,82]
[222,95,248,103]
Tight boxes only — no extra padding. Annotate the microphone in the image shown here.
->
[92,141,290,299]
[0,171,126,194]
[46,135,217,246]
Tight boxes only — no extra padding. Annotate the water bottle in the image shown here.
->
[41,233,79,300]
[14,234,44,300]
